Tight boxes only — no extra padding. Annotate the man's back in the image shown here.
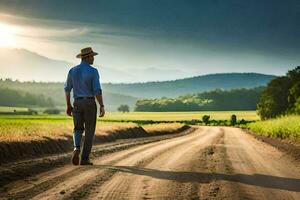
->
[64,60,102,98]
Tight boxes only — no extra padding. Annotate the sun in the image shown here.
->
[0,22,18,47]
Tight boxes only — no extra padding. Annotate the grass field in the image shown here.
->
[246,115,300,141]
[0,106,29,112]
[96,111,259,121]
[0,106,47,113]
[0,106,260,120]
[0,108,260,121]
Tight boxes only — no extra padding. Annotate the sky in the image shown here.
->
[0,0,299,82]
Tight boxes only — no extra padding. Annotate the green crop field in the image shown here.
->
[0,108,259,121]
[0,106,29,112]
[103,111,259,121]
[0,106,47,113]
[246,115,300,141]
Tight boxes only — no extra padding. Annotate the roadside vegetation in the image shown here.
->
[245,66,300,141]
[246,115,300,141]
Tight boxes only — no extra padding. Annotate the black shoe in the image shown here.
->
[71,149,80,165]
[80,159,93,165]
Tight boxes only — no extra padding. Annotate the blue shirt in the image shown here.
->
[64,60,102,98]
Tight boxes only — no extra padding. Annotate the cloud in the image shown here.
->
[0,1,299,80]
[17,26,90,39]
[0,12,166,48]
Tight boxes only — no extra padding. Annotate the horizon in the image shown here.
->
[0,70,277,85]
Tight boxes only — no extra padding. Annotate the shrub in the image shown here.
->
[118,105,130,113]
[43,108,60,114]
[239,119,247,125]
[202,115,210,125]
[28,108,38,115]
[231,114,237,126]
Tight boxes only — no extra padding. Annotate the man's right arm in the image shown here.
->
[64,70,73,116]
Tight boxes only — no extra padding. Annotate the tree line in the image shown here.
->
[257,66,300,119]
[0,87,54,107]
[134,87,264,112]
[0,79,137,111]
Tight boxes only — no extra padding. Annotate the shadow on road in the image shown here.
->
[92,165,300,192]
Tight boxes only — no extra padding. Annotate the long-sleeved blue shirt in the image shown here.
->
[64,60,102,98]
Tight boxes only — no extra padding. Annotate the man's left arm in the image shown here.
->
[93,69,105,117]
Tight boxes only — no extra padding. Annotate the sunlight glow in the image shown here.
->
[0,22,18,47]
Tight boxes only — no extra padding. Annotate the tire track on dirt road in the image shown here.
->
[224,127,300,200]
[2,126,300,200]
[7,128,199,200]
[89,127,300,200]
[89,127,222,200]
[1,128,196,200]
[56,127,215,199]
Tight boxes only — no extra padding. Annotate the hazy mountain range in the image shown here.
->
[0,48,276,111]
[0,48,189,83]
[103,73,276,98]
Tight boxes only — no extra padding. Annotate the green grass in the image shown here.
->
[0,106,50,113]
[0,106,29,112]
[0,110,259,121]
[246,115,300,141]
[103,111,259,121]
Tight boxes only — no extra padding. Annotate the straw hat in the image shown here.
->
[76,47,98,58]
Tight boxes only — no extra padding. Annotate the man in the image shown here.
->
[64,47,105,165]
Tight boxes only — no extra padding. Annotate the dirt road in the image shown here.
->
[1,126,299,200]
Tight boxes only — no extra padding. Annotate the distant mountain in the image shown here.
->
[0,48,72,82]
[0,48,189,83]
[102,73,276,98]
[0,48,137,82]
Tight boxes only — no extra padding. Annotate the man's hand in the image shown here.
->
[66,105,73,116]
[95,95,105,117]
[99,106,105,117]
